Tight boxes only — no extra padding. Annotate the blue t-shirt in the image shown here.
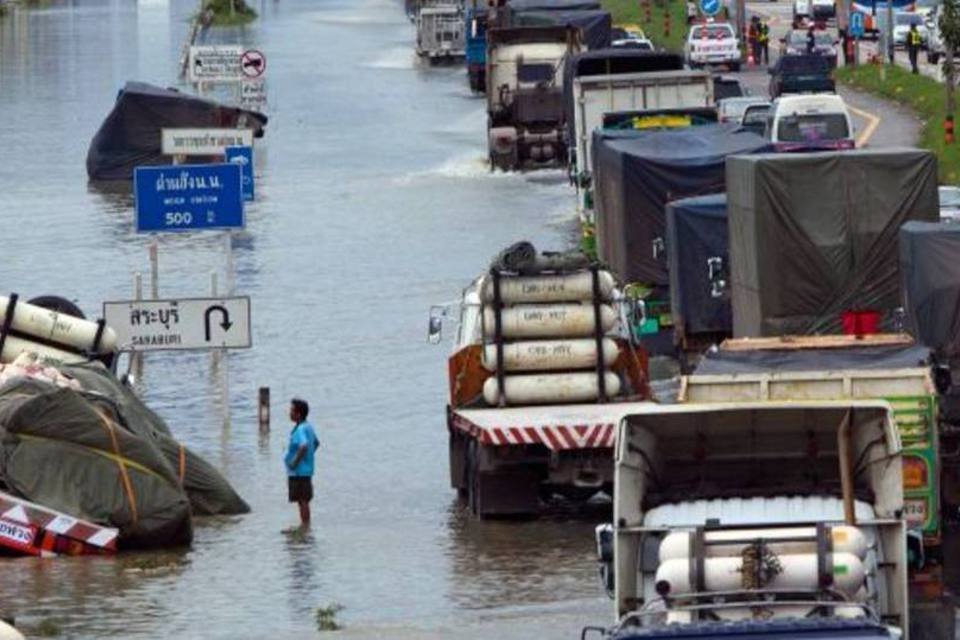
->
[285,421,318,477]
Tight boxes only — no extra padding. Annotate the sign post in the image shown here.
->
[225,146,254,201]
[161,128,254,157]
[103,297,252,352]
[700,0,721,17]
[134,164,245,233]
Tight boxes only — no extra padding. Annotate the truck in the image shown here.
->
[676,334,955,640]
[465,3,488,91]
[487,26,583,171]
[589,399,910,639]
[564,49,713,216]
[429,244,650,517]
[416,0,466,61]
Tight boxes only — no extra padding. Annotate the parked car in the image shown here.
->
[717,96,768,123]
[610,26,654,50]
[768,54,834,97]
[766,93,854,151]
[740,102,771,135]
[686,21,741,71]
[940,186,960,220]
[780,28,838,65]
[713,75,747,102]
[893,11,929,47]
[811,0,836,20]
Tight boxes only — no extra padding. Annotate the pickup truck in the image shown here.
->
[686,22,741,71]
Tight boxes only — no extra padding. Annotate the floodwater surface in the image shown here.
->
[0,0,608,637]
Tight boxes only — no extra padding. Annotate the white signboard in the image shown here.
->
[161,128,254,156]
[188,45,243,83]
[103,297,252,352]
[240,79,267,110]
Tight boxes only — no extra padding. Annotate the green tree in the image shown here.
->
[939,0,960,134]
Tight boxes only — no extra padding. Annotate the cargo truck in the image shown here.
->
[487,26,583,171]
[465,4,488,91]
[677,334,955,640]
[588,400,910,639]
[564,49,713,216]
[417,0,466,61]
[429,245,650,517]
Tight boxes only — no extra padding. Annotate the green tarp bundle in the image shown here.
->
[0,363,248,549]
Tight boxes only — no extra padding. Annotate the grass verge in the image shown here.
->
[837,63,960,183]
[601,0,687,52]
[203,0,257,27]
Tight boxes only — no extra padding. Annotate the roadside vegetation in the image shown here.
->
[202,0,257,27]
[315,603,345,631]
[601,0,687,52]
[837,64,960,183]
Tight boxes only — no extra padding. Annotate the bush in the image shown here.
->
[602,0,687,52]
[837,63,960,184]
[203,0,257,26]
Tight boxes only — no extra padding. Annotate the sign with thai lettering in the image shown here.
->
[188,44,243,83]
[103,297,252,352]
[240,78,267,110]
[161,128,254,156]
[134,164,244,233]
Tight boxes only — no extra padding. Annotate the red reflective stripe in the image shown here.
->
[542,428,565,450]
[524,427,540,444]
[557,427,579,449]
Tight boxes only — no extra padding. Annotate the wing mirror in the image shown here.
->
[427,305,446,344]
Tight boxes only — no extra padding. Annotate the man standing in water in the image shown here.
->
[286,398,319,528]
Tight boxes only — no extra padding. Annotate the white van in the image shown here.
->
[766,93,855,151]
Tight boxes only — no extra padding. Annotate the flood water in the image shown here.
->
[0,0,609,637]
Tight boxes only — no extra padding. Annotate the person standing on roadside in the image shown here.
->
[285,398,319,528]
[748,16,759,63]
[759,19,770,64]
[806,25,816,54]
[907,23,922,74]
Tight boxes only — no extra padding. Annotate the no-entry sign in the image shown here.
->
[241,49,266,78]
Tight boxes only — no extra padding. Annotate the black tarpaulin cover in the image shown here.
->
[563,49,684,145]
[666,194,730,338]
[900,221,960,356]
[86,81,267,181]
[591,123,771,285]
[695,343,931,375]
[508,0,601,10]
[726,149,939,337]
[510,9,612,50]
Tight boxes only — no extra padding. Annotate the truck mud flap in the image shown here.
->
[472,469,540,518]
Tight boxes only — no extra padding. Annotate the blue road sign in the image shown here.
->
[700,0,721,16]
[225,145,255,202]
[134,163,244,233]
[850,11,865,37]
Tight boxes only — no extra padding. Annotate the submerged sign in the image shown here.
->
[188,45,243,83]
[225,145,254,201]
[134,164,244,232]
[103,297,252,352]
[161,128,254,156]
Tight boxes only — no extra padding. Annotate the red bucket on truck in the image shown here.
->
[842,310,881,336]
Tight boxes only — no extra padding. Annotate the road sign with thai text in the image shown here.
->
[188,45,243,83]
[161,128,254,156]
[134,163,244,233]
[103,297,252,352]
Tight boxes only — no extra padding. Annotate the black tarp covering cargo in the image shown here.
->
[61,362,250,517]
[899,222,960,357]
[592,123,770,285]
[665,194,730,340]
[86,82,267,181]
[0,378,192,548]
[562,49,685,145]
[726,149,939,337]
[694,343,931,374]
[510,9,612,50]
[508,0,601,10]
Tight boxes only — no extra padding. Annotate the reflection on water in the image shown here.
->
[0,0,600,635]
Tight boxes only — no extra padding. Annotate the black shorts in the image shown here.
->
[288,476,313,503]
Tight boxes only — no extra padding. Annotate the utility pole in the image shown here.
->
[886,0,894,64]
[942,0,960,144]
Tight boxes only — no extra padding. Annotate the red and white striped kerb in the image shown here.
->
[452,413,616,451]
[0,491,118,557]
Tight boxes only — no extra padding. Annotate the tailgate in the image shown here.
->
[451,401,654,450]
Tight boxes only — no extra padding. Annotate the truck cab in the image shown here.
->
[595,401,909,637]
[416,1,466,61]
[487,26,583,171]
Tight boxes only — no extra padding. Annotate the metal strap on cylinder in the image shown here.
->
[0,294,19,360]
[492,269,507,408]
[591,265,607,403]
[90,318,107,356]
[692,527,706,593]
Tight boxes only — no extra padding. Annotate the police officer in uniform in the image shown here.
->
[907,23,922,74]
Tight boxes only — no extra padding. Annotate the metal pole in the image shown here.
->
[224,232,234,295]
[886,0,894,64]
[258,386,270,432]
[133,272,143,380]
[149,239,159,299]
[211,270,221,369]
